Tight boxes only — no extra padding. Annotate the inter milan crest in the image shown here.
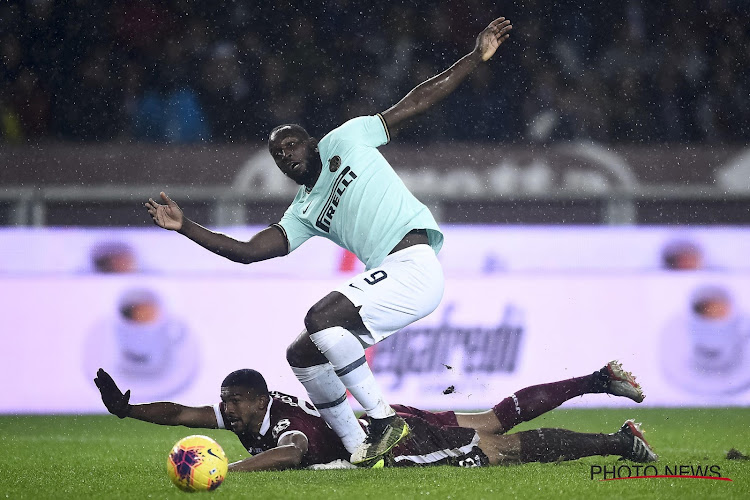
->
[329,155,341,172]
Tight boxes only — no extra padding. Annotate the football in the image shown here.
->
[166,435,228,492]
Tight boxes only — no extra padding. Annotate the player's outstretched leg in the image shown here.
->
[461,360,645,435]
[516,428,625,463]
[616,419,658,462]
[486,421,656,464]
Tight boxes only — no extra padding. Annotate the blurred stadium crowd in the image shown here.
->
[1,0,748,145]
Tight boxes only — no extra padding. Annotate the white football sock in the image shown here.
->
[310,327,395,420]
[291,364,365,453]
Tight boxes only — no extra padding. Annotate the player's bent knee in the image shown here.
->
[305,295,344,333]
[304,292,361,334]
[303,305,326,333]
[286,333,327,368]
[286,343,302,367]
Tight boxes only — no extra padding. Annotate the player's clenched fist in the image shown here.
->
[475,17,513,61]
[145,191,184,231]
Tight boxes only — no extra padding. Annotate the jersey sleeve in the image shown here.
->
[274,416,347,465]
[213,403,226,429]
[276,209,315,254]
[328,115,390,148]
[277,429,308,444]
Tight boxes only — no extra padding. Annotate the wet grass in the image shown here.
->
[1,408,748,499]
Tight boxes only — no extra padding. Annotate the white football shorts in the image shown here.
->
[335,244,444,345]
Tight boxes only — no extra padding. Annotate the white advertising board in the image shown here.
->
[1,226,749,275]
[2,272,749,413]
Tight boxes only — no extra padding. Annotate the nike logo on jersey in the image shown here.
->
[316,166,357,233]
[302,201,312,214]
[348,283,363,291]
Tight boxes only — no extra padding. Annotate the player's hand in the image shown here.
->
[474,17,512,61]
[94,368,131,418]
[145,191,184,231]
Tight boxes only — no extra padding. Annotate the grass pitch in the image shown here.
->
[2,408,749,499]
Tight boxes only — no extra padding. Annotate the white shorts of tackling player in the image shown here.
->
[336,244,444,345]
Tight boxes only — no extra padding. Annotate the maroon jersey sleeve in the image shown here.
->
[273,415,348,466]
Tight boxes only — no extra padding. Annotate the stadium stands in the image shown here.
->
[1,0,749,225]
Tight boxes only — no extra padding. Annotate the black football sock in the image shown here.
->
[518,428,627,463]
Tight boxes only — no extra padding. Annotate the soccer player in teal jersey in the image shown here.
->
[146,17,513,466]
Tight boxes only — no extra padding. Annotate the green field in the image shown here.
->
[2,408,749,499]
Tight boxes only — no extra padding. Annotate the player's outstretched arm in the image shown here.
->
[94,368,217,428]
[381,16,512,133]
[145,192,288,264]
[228,433,309,471]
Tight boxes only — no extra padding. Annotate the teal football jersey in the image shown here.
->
[276,114,443,269]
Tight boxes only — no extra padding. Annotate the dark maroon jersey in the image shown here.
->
[389,414,487,467]
[220,391,349,467]
[218,394,484,468]
[367,405,487,467]
[391,404,459,427]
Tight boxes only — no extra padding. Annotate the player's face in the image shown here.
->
[268,131,321,186]
[220,386,268,434]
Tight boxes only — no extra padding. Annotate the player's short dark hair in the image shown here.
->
[269,123,310,142]
[221,369,269,395]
